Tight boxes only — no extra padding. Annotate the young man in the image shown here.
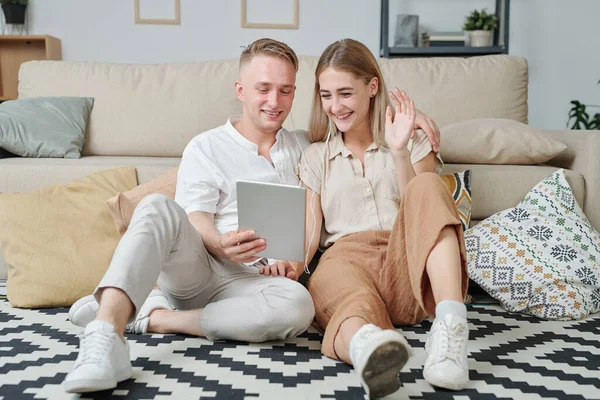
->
[63,38,442,394]
[63,38,315,394]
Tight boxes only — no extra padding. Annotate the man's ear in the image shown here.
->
[234,80,243,102]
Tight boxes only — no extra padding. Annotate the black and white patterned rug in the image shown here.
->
[1,299,599,400]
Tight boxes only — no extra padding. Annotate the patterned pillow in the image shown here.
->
[441,170,472,232]
[465,169,600,320]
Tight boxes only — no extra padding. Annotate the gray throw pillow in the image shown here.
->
[0,97,94,159]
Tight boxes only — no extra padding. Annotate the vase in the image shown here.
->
[2,4,26,24]
[468,30,492,47]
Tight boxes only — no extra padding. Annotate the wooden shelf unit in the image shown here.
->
[0,35,61,101]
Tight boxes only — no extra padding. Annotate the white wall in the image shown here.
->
[509,0,600,129]
[23,0,600,130]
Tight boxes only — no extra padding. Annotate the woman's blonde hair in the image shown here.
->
[308,38,389,144]
[239,38,298,72]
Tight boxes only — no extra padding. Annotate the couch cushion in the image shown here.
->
[441,164,585,220]
[18,55,528,157]
[378,55,528,128]
[19,60,244,157]
[0,156,179,193]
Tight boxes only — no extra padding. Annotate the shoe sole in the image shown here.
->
[362,341,410,399]
[423,370,468,391]
[63,367,132,393]
[63,378,118,393]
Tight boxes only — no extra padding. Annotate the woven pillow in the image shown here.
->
[441,170,472,232]
[465,169,600,320]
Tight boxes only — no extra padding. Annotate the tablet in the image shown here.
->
[237,180,306,262]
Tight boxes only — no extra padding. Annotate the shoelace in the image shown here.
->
[76,330,113,367]
[125,317,145,334]
[437,320,466,363]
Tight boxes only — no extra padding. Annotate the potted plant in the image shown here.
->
[463,9,498,47]
[0,0,27,25]
[567,79,600,130]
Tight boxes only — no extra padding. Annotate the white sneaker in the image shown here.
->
[126,290,174,334]
[423,314,470,390]
[63,320,133,393]
[68,294,99,328]
[68,289,173,334]
[349,324,412,399]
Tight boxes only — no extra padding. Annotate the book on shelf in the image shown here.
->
[429,40,465,47]
[423,31,465,41]
[422,31,466,47]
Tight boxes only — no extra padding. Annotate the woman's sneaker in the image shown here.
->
[349,324,412,399]
[423,314,469,390]
[68,289,173,334]
[63,320,133,393]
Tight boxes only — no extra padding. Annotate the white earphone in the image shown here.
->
[289,113,335,275]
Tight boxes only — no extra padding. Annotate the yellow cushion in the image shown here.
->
[0,167,138,308]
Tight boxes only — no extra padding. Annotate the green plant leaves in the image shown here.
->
[567,79,600,130]
[463,8,498,31]
[568,100,600,130]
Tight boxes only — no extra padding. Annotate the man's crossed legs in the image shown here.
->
[63,194,315,393]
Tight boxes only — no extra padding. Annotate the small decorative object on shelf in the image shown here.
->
[0,0,28,35]
[462,8,498,47]
[394,14,418,47]
[422,31,466,48]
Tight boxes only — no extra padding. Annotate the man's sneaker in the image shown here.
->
[68,289,173,334]
[423,314,469,390]
[349,324,412,399]
[126,290,173,334]
[63,320,133,393]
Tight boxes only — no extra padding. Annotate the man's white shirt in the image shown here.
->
[175,116,309,236]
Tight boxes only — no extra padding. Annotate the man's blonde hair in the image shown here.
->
[239,38,299,72]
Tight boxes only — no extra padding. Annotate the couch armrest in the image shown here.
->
[545,129,600,232]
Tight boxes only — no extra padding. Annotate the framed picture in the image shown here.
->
[241,0,298,29]
[393,14,419,47]
[135,0,180,25]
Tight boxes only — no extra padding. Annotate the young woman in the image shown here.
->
[263,38,470,398]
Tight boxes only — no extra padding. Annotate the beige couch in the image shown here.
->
[1,55,599,282]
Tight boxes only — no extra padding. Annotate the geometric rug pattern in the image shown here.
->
[1,300,599,399]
